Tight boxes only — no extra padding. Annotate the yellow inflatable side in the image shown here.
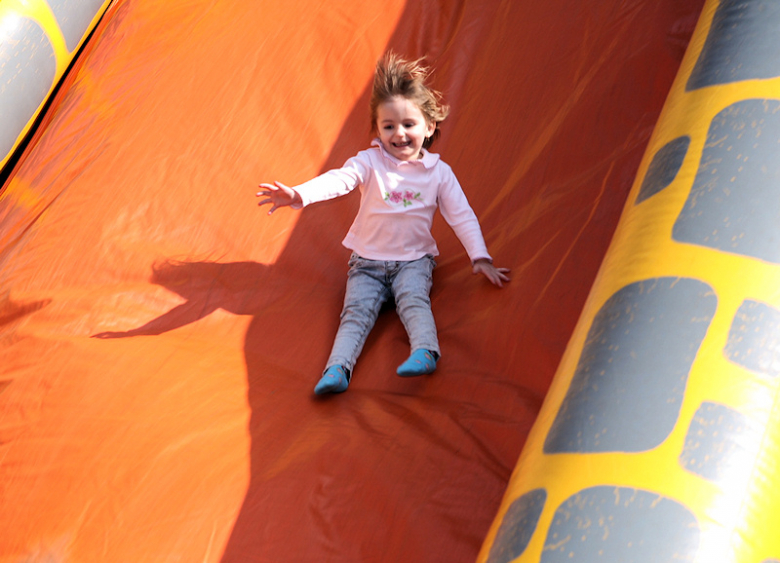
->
[479,0,780,561]
[0,0,112,170]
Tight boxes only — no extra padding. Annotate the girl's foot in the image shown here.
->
[314,365,349,395]
[396,349,438,377]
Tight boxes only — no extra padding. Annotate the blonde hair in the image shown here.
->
[370,51,450,149]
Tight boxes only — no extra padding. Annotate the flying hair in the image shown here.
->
[370,51,450,149]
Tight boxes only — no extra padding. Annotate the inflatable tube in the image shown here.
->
[479,0,780,561]
[0,0,112,171]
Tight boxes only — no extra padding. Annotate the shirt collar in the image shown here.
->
[371,138,440,169]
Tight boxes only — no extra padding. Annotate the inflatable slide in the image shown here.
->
[3,0,778,562]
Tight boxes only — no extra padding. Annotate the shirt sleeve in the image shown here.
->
[291,153,369,208]
[436,164,492,263]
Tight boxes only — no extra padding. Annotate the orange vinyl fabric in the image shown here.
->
[0,0,702,561]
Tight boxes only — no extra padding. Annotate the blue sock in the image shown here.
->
[396,349,438,377]
[314,365,350,395]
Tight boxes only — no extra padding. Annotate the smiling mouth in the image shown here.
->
[392,141,412,148]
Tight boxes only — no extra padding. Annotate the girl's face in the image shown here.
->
[376,96,435,161]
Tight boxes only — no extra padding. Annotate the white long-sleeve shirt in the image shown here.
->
[292,140,491,263]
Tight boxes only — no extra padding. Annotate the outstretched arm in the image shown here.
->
[256,181,302,214]
[472,258,511,288]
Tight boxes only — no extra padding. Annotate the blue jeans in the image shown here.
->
[326,253,439,373]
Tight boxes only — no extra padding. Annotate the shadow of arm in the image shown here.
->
[91,299,218,338]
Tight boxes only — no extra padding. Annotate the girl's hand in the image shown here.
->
[472,259,510,288]
[256,181,302,214]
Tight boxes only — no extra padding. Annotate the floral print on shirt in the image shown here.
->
[385,189,422,207]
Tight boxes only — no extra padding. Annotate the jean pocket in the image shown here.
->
[348,252,365,269]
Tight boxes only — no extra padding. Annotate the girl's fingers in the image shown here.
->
[257,183,278,195]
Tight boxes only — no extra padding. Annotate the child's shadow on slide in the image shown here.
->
[91,259,280,339]
[89,253,359,559]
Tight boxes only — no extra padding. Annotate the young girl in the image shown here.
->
[257,52,509,395]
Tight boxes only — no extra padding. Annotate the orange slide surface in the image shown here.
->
[0,1,703,561]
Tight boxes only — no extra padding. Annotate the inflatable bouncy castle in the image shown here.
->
[2,0,779,562]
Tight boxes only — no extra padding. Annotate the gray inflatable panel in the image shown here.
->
[673,99,780,264]
[635,136,689,205]
[724,300,780,377]
[487,489,547,563]
[0,17,56,163]
[687,0,780,90]
[679,402,755,482]
[542,486,699,562]
[47,0,107,52]
[544,277,716,454]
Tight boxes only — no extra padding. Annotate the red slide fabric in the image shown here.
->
[0,1,701,561]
